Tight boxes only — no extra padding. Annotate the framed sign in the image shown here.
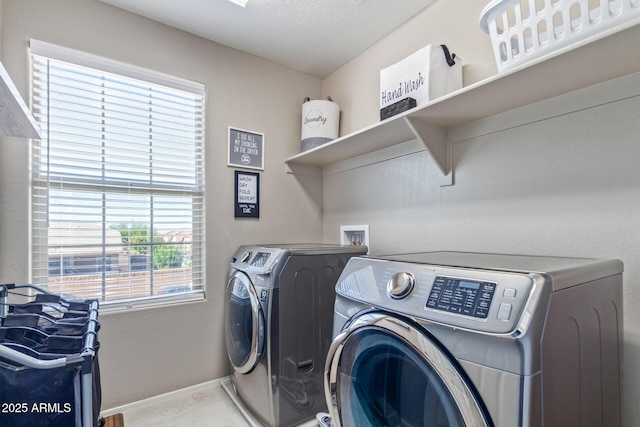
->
[228,127,264,170]
[235,171,260,218]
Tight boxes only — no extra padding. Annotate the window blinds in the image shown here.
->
[30,40,205,307]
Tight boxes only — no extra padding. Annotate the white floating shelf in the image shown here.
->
[285,18,640,178]
[0,61,41,139]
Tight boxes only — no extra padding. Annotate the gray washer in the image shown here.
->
[223,243,367,427]
[325,251,623,427]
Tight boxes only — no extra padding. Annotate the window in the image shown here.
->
[30,40,205,308]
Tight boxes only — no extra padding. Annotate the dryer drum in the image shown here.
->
[224,271,264,374]
[224,244,368,427]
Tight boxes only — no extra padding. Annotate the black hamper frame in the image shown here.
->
[0,284,100,427]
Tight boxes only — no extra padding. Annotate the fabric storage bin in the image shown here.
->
[379,44,462,119]
[301,97,340,152]
[0,284,101,427]
[480,0,640,72]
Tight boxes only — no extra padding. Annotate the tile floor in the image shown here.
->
[101,377,318,427]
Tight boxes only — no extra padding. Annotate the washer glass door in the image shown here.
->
[326,312,491,427]
[225,270,264,374]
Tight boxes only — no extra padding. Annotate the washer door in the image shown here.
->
[225,270,265,374]
[325,311,492,427]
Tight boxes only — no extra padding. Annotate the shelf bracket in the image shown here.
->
[285,161,323,211]
[404,116,453,186]
[285,162,322,176]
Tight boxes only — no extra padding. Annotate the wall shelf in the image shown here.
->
[0,61,40,139]
[285,18,640,181]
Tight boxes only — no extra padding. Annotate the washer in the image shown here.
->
[223,243,367,427]
[324,251,623,427]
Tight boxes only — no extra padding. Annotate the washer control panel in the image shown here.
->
[336,257,535,334]
[426,276,496,319]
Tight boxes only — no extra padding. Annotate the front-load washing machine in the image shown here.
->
[324,251,623,427]
[223,243,367,427]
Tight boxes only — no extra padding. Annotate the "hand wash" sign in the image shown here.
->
[379,45,462,111]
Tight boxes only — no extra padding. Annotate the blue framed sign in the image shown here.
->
[228,127,264,170]
[235,171,260,218]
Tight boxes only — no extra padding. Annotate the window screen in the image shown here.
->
[30,40,205,308]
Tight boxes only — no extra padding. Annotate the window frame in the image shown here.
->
[29,39,206,310]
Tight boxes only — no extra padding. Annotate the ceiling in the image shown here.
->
[98,0,436,78]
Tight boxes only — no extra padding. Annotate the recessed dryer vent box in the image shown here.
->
[340,225,369,253]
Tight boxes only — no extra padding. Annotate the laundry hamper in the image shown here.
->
[479,0,640,72]
[0,284,101,427]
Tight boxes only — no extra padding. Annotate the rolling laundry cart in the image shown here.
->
[0,283,101,427]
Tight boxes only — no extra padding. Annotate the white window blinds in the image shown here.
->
[30,40,205,307]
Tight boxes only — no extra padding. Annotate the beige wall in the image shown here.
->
[0,0,323,408]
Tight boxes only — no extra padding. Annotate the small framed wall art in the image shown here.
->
[228,127,264,170]
[234,170,260,218]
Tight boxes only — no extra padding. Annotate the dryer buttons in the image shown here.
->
[387,272,416,299]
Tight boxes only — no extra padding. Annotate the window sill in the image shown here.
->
[98,290,205,314]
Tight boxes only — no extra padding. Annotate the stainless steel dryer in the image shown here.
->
[223,243,367,427]
[324,251,623,427]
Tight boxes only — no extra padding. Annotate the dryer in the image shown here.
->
[223,243,367,427]
[324,251,623,427]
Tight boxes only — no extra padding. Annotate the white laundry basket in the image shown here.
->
[479,0,640,72]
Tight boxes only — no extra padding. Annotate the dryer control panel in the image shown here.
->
[335,257,536,334]
[230,247,284,274]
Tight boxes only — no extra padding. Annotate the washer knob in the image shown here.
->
[240,250,252,263]
[387,272,416,299]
